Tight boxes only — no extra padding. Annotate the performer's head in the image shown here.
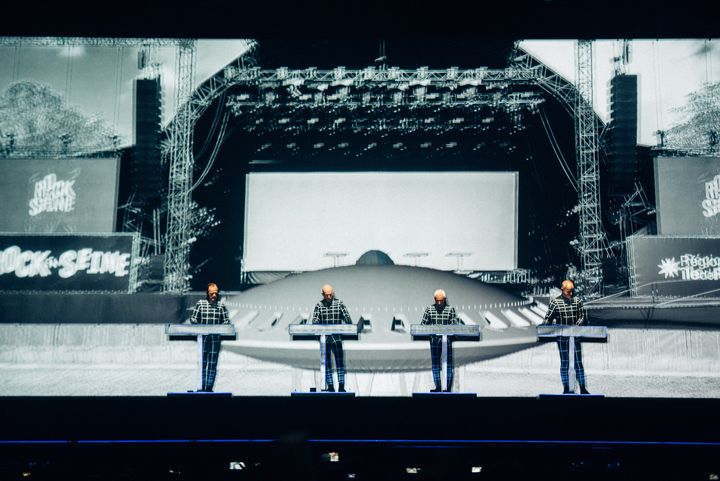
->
[434,289,447,307]
[321,284,334,302]
[561,280,574,299]
[207,282,220,302]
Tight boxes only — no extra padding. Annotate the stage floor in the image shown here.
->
[1,396,719,481]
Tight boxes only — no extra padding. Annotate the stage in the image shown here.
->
[0,396,719,481]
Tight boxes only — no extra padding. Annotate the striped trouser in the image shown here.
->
[324,336,346,387]
[429,336,454,390]
[202,334,222,391]
[557,336,585,387]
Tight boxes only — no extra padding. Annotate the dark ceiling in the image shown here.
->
[2,0,717,39]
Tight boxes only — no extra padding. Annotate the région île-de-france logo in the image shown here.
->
[701,174,720,218]
[658,254,720,281]
[657,257,680,278]
[28,173,76,216]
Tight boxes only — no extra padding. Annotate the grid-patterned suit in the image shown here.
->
[543,295,587,389]
[191,297,230,392]
[311,297,352,389]
[421,303,460,391]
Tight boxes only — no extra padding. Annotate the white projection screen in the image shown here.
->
[243,171,518,273]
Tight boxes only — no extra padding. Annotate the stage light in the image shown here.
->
[229,461,246,470]
[276,67,289,79]
[313,142,325,148]
[406,467,420,474]
[471,466,483,473]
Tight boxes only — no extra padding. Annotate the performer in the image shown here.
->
[543,279,590,394]
[311,284,353,392]
[190,282,230,392]
[421,289,460,392]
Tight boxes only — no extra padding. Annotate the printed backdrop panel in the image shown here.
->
[627,235,720,296]
[0,234,135,292]
[0,157,120,233]
[655,156,720,235]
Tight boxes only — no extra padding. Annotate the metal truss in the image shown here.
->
[509,47,581,118]
[226,92,544,111]
[3,37,611,293]
[574,40,604,297]
[162,40,196,293]
[222,65,540,86]
[172,52,609,292]
[511,43,609,296]
[0,36,181,47]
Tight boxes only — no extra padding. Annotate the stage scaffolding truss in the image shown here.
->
[5,38,610,294]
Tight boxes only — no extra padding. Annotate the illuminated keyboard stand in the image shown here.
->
[410,324,481,397]
[288,323,360,397]
[165,323,236,396]
[536,324,607,397]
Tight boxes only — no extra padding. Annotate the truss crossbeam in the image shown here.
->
[0,36,184,47]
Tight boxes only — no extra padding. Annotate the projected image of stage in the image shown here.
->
[1,31,720,481]
[1,38,720,401]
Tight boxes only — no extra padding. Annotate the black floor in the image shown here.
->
[1,396,719,480]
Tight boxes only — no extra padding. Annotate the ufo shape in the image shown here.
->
[222,253,545,371]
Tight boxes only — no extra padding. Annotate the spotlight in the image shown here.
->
[229,462,246,471]
[471,466,483,474]
[406,467,420,474]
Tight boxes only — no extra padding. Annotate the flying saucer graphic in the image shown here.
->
[221,254,544,371]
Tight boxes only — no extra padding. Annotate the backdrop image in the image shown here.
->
[655,156,720,235]
[243,171,519,273]
[0,157,120,233]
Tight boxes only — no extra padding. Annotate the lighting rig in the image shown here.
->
[223,66,544,159]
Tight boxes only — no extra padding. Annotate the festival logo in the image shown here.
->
[701,174,720,218]
[658,254,720,281]
[28,173,77,216]
[0,246,131,279]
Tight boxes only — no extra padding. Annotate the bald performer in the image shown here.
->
[543,279,589,394]
[311,284,353,392]
[421,289,460,392]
